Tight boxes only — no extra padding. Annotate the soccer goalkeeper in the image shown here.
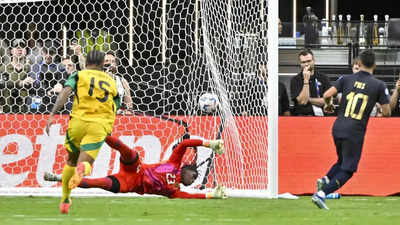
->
[45,136,227,199]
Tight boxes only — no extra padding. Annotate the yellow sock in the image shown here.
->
[61,164,76,202]
[81,161,92,176]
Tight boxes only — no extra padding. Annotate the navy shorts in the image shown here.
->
[333,135,365,172]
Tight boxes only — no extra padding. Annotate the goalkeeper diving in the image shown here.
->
[45,136,227,199]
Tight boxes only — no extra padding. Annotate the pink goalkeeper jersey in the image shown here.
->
[140,139,205,198]
[142,163,182,196]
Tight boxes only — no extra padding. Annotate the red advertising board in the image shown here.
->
[1,115,400,196]
[279,117,400,196]
[0,114,268,190]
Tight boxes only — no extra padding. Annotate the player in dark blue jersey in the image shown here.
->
[312,50,391,210]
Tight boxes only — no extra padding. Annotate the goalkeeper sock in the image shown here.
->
[106,136,138,163]
[61,164,75,202]
[80,177,113,191]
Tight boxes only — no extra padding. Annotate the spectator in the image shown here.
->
[246,64,291,116]
[27,46,64,113]
[67,40,86,71]
[0,38,9,64]
[352,57,361,73]
[27,39,43,64]
[0,39,33,113]
[390,77,400,116]
[47,57,76,114]
[290,49,331,116]
[61,57,77,75]
[104,51,133,112]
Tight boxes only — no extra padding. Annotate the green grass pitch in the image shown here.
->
[1,196,400,225]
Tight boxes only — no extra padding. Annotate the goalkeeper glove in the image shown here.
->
[208,140,224,154]
[206,185,227,199]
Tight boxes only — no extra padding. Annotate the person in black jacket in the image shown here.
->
[290,49,331,116]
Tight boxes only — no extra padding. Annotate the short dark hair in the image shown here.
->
[181,164,198,180]
[105,51,116,57]
[298,48,314,59]
[86,50,105,66]
[359,50,375,68]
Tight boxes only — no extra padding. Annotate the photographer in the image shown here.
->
[104,51,133,113]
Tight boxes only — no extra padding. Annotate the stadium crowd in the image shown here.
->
[0,37,130,114]
[1,35,400,117]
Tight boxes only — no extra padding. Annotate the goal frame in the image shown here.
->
[0,0,279,198]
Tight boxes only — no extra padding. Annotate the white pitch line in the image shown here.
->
[72,218,97,221]
[31,218,63,221]
[136,218,152,222]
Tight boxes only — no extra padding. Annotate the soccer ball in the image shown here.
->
[199,93,219,113]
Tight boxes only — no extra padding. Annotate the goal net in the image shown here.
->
[0,0,278,198]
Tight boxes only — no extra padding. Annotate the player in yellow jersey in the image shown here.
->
[45,50,120,214]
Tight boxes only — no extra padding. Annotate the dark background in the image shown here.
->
[280,0,400,23]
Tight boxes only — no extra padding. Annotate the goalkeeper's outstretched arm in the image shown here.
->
[168,139,224,165]
[170,185,227,199]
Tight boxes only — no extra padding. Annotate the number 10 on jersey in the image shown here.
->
[344,91,368,120]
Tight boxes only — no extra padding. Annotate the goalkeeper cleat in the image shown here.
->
[312,193,329,210]
[68,162,86,190]
[209,140,224,154]
[44,172,62,182]
[59,198,72,214]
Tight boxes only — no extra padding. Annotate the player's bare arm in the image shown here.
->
[322,86,337,113]
[171,185,227,199]
[381,103,391,117]
[121,77,133,110]
[308,97,325,107]
[45,86,72,135]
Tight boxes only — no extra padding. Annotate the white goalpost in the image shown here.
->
[0,0,279,198]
